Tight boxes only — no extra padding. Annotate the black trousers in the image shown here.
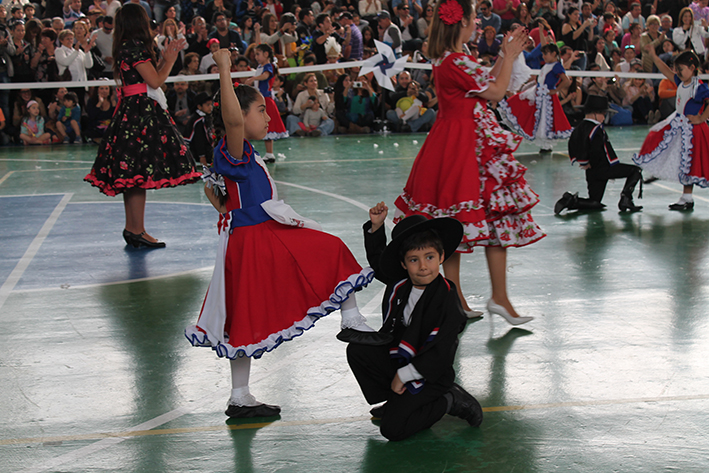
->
[347,343,449,441]
[586,163,642,203]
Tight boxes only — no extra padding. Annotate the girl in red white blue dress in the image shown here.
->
[243,43,288,164]
[185,50,384,419]
[634,47,709,211]
[499,43,573,153]
[394,0,544,325]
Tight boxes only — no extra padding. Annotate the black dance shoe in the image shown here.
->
[123,229,166,249]
[336,329,393,346]
[618,194,643,212]
[369,404,386,419]
[668,202,694,211]
[447,383,483,427]
[225,403,281,418]
[554,192,577,215]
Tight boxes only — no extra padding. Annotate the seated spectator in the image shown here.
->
[621,2,645,34]
[641,16,666,73]
[512,3,534,30]
[347,76,377,133]
[240,16,256,45]
[334,73,353,132]
[377,10,402,57]
[184,91,214,166]
[361,24,376,48]
[658,75,677,120]
[181,51,207,94]
[589,36,611,71]
[232,55,252,84]
[20,100,52,145]
[673,7,709,57]
[55,91,82,143]
[386,80,435,133]
[620,23,642,59]
[659,14,674,38]
[603,26,618,57]
[623,65,658,124]
[84,85,116,143]
[478,26,500,57]
[530,0,560,34]
[587,67,626,110]
[199,38,220,73]
[598,7,622,40]
[7,22,35,84]
[289,54,329,99]
[286,72,336,136]
[493,0,520,32]
[393,2,422,54]
[166,79,196,134]
[614,45,637,86]
[11,89,48,141]
[477,0,501,34]
[271,74,290,121]
[416,3,433,40]
[561,7,595,71]
[558,76,584,126]
[55,29,94,85]
[294,95,331,136]
[63,0,85,28]
[158,18,187,75]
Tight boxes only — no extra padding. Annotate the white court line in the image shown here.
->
[0,170,14,186]
[0,158,95,164]
[0,193,73,313]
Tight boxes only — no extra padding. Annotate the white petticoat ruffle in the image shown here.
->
[184,267,375,359]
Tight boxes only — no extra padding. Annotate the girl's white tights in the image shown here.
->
[340,294,375,332]
[229,357,259,406]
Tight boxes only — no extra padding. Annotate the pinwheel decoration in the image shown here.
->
[359,40,409,92]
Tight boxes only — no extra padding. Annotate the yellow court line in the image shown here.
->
[0,170,14,186]
[3,393,708,447]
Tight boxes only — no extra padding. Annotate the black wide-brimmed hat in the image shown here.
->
[379,215,463,280]
[583,94,616,115]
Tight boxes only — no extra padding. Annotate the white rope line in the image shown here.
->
[2,60,705,90]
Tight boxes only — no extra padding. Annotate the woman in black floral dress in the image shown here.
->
[84,3,201,248]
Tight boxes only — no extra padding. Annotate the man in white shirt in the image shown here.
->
[90,15,114,78]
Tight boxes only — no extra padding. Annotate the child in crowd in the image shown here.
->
[297,96,329,136]
[55,91,82,143]
[19,100,52,145]
[232,56,252,85]
[634,48,709,211]
[345,202,482,442]
[185,50,385,419]
[554,95,643,215]
[184,92,215,166]
[499,43,573,153]
[244,43,288,163]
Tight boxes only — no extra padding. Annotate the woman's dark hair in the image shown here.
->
[40,27,57,43]
[361,25,375,47]
[24,18,42,46]
[565,7,579,23]
[112,4,156,78]
[212,84,262,135]
[255,43,277,75]
[674,50,701,75]
[334,73,349,110]
[428,0,474,59]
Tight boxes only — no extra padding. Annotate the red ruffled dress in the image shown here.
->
[633,75,709,187]
[255,62,289,140]
[185,139,373,359]
[394,52,545,252]
[498,61,573,149]
[84,40,201,196]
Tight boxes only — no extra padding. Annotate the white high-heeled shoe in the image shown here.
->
[464,309,484,319]
[486,299,533,325]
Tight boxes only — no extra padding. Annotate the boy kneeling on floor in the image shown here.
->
[340,202,483,441]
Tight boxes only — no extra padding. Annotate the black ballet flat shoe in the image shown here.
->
[123,229,166,249]
[447,383,483,427]
[618,194,643,212]
[668,202,694,211]
[225,403,281,419]
[336,328,393,346]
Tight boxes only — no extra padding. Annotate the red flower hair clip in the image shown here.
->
[438,0,464,25]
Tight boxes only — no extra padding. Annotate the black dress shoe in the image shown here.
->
[618,194,643,212]
[336,329,393,346]
[369,404,386,419]
[447,383,483,427]
[669,201,694,211]
[225,403,281,418]
[554,192,577,215]
[123,229,166,248]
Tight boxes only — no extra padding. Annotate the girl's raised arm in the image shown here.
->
[644,43,673,81]
[214,49,245,158]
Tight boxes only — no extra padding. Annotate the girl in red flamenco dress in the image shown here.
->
[498,43,573,153]
[394,0,545,325]
[633,47,709,211]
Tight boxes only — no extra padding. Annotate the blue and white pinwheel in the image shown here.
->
[359,40,409,92]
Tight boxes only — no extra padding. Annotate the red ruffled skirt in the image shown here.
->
[264,96,288,140]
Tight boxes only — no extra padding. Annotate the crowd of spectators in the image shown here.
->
[1,0,708,146]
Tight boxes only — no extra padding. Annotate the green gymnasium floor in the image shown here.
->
[1,128,708,472]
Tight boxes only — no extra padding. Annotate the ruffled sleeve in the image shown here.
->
[449,54,491,97]
[211,138,253,182]
[695,80,709,103]
[262,62,274,79]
